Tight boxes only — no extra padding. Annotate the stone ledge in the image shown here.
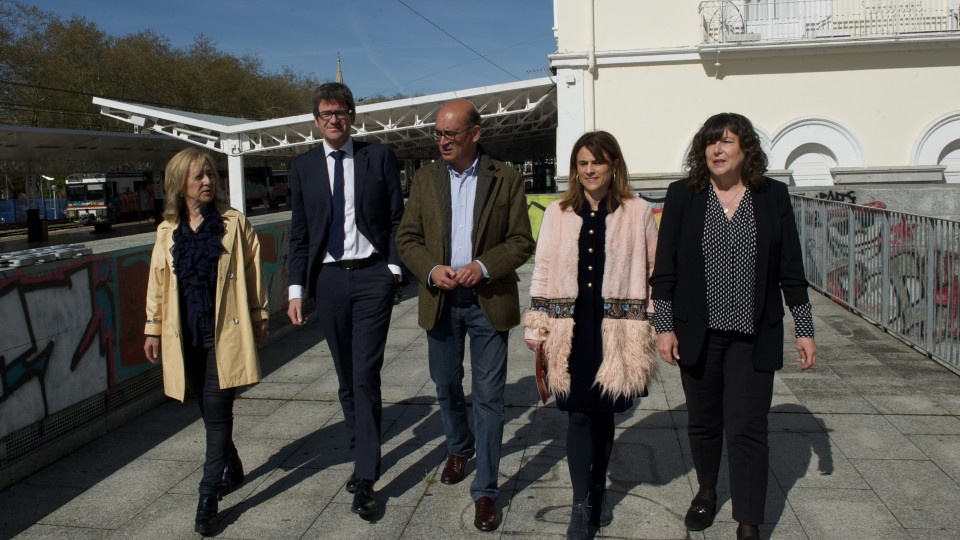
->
[832,165,947,184]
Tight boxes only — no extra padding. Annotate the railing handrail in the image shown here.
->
[791,193,960,224]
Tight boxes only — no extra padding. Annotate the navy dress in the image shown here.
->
[557,200,632,414]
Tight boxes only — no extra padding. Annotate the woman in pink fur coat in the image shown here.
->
[523,131,659,540]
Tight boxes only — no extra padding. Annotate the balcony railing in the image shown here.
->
[700,0,960,44]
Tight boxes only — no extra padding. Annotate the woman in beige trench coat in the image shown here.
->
[143,148,268,535]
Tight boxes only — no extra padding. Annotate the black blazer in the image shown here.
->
[287,139,404,298]
[650,177,809,371]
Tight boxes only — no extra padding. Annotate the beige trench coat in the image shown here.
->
[144,207,268,401]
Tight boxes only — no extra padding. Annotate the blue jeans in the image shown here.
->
[427,287,508,501]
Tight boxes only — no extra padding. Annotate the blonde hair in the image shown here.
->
[162,148,227,220]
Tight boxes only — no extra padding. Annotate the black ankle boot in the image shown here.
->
[218,446,244,500]
[195,495,218,535]
[586,487,613,526]
[567,500,591,540]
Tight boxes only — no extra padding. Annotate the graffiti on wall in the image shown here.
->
[816,190,858,204]
[0,221,293,440]
[0,257,129,437]
[256,226,290,311]
[803,202,960,341]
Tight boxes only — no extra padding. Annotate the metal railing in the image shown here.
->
[700,0,960,44]
[792,194,960,373]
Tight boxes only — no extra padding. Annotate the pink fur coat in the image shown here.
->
[522,197,659,400]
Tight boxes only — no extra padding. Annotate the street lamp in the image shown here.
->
[41,175,55,220]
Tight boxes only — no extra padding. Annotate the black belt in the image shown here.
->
[326,255,380,270]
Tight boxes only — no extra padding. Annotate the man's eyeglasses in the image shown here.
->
[432,125,474,142]
[316,110,351,121]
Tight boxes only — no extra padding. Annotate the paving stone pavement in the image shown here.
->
[2,262,959,539]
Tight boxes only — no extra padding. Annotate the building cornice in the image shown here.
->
[550,47,701,68]
[550,32,960,68]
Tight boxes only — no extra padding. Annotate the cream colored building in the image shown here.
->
[550,0,960,187]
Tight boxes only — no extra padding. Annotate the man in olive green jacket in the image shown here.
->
[397,99,534,532]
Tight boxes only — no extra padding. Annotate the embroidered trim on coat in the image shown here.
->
[530,296,575,318]
[603,299,647,320]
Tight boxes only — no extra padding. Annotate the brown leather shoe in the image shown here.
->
[474,496,501,531]
[440,450,474,485]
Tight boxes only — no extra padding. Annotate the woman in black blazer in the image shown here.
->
[651,113,817,540]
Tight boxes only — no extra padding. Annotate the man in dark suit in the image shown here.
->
[287,82,404,519]
[397,99,535,532]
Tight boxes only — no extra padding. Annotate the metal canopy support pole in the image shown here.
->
[227,152,246,214]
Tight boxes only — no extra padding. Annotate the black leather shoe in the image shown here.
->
[737,523,764,540]
[218,446,244,500]
[345,470,359,494]
[351,479,378,518]
[195,495,218,536]
[683,495,717,531]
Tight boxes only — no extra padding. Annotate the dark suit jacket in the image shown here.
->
[287,139,404,298]
[650,177,809,371]
[396,149,535,332]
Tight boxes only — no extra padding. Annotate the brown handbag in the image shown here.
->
[534,344,549,404]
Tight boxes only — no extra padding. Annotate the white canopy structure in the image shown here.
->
[93,78,557,212]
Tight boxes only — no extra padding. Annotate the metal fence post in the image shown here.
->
[820,201,828,290]
[881,211,890,325]
[848,203,855,308]
[926,219,936,352]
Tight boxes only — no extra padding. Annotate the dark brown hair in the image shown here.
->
[311,82,356,118]
[559,131,634,212]
[685,112,768,191]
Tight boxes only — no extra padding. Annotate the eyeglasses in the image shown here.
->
[432,125,474,142]
[316,109,352,121]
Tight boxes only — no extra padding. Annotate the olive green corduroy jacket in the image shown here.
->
[397,150,535,332]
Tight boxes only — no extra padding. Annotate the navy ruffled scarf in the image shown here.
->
[173,204,225,347]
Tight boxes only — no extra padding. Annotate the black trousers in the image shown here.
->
[315,260,395,481]
[680,329,774,525]
[183,335,237,497]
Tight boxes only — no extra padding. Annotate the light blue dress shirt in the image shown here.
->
[427,154,489,286]
[449,156,479,271]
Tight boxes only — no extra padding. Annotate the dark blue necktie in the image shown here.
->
[327,149,346,260]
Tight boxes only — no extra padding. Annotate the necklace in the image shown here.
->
[714,184,745,214]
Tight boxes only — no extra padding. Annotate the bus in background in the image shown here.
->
[65,172,154,230]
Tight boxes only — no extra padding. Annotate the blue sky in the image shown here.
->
[26,0,557,100]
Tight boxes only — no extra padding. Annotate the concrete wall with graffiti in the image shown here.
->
[0,213,292,441]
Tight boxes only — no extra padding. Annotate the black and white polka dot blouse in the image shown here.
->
[653,187,814,339]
